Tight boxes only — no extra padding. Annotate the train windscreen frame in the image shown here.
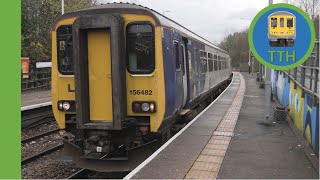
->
[126,22,155,74]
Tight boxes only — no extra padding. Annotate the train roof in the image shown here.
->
[54,3,229,55]
[269,11,295,17]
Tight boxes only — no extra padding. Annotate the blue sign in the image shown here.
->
[248,3,315,70]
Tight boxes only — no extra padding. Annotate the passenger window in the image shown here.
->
[201,59,207,73]
[127,23,155,74]
[174,41,180,70]
[214,54,217,60]
[280,18,284,27]
[218,61,222,70]
[214,60,218,71]
[209,60,213,72]
[271,18,277,28]
[287,18,293,28]
[180,45,185,75]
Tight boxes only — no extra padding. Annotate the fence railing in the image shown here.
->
[21,63,51,91]
[284,41,319,97]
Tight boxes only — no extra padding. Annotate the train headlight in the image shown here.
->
[141,103,150,112]
[132,101,156,113]
[59,102,63,110]
[58,100,75,112]
[150,103,155,112]
[62,102,70,110]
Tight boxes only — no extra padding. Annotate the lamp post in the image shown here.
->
[62,0,65,15]
[264,0,273,124]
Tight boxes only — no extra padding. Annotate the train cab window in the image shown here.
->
[287,18,293,28]
[174,41,180,70]
[280,18,284,27]
[127,23,155,74]
[271,18,277,28]
[57,25,73,75]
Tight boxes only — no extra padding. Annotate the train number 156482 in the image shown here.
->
[129,90,153,95]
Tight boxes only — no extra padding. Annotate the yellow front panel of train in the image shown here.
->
[88,30,113,121]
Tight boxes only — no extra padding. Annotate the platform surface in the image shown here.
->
[128,72,318,179]
[21,89,51,107]
[217,73,318,179]
[130,73,242,179]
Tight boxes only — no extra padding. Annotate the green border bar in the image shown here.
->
[0,0,21,178]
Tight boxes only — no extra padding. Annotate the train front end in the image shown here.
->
[268,11,296,47]
[51,5,166,172]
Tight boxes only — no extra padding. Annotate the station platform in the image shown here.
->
[125,72,319,179]
[21,89,51,107]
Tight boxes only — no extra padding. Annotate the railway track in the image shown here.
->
[21,102,54,129]
[22,143,64,165]
[22,128,60,144]
[22,103,63,165]
[22,127,63,165]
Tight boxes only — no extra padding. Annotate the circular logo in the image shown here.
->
[248,3,315,70]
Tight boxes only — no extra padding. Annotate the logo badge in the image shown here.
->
[248,3,316,70]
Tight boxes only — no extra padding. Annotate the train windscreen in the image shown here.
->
[287,18,293,28]
[57,25,73,75]
[126,23,155,74]
[271,18,277,28]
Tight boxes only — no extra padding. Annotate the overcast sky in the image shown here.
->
[98,0,285,44]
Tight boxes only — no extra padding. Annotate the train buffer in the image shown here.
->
[125,72,318,179]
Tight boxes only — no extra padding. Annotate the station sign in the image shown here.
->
[21,57,30,78]
[248,3,315,70]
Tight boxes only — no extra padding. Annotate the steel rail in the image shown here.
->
[22,143,64,165]
[22,128,60,144]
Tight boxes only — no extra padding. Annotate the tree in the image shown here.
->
[288,0,319,20]
[219,30,249,70]
[21,0,95,63]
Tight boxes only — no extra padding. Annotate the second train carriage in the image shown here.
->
[52,3,232,171]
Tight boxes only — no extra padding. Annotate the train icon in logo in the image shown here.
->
[268,11,296,47]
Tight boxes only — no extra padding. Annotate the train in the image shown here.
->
[51,3,232,172]
[268,11,296,47]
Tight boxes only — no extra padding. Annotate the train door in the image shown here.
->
[87,30,113,121]
[279,17,285,35]
[73,14,126,130]
[181,42,187,107]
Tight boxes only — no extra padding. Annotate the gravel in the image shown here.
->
[22,150,82,179]
[22,133,62,159]
[22,121,58,140]
[22,121,81,179]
